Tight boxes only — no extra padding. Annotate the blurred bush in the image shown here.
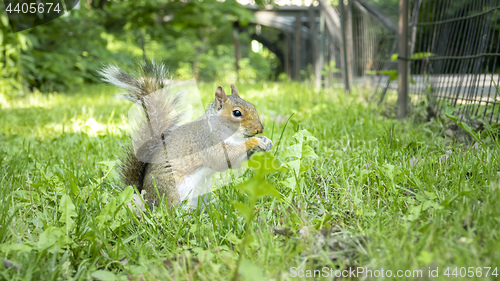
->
[0,0,280,96]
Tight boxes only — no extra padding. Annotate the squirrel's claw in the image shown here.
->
[256,136,273,152]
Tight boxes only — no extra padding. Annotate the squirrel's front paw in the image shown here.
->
[255,136,273,152]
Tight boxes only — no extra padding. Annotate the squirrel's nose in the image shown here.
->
[256,124,264,134]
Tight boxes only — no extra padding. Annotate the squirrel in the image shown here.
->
[100,62,273,208]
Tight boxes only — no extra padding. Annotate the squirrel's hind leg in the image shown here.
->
[142,163,180,207]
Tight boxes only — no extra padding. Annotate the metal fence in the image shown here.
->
[322,0,500,123]
[248,0,499,125]
[317,0,399,91]
[407,0,500,123]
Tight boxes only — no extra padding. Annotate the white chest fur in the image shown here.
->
[177,166,215,205]
[175,130,248,207]
[224,131,246,145]
[223,131,250,167]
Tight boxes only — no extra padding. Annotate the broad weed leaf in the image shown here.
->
[234,202,252,222]
[37,227,66,251]
[292,129,317,143]
[239,258,265,281]
[286,159,300,178]
[0,242,33,253]
[248,152,282,174]
[91,270,117,281]
[59,194,76,233]
[252,182,280,199]
[236,179,280,201]
[281,143,302,160]
[96,199,117,226]
[406,205,422,222]
[99,160,117,170]
[117,186,134,206]
[281,176,296,190]
[301,145,318,159]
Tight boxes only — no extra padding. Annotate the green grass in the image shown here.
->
[0,82,499,280]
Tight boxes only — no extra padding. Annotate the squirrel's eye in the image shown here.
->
[232,110,242,117]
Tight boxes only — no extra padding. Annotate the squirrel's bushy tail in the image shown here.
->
[99,62,183,191]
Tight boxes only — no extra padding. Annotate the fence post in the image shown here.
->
[346,0,354,85]
[319,11,325,88]
[295,14,302,80]
[339,0,351,92]
[284,32,291,80]
[398,0,409,119]
[309,6,321,90]
[232,28,240,82]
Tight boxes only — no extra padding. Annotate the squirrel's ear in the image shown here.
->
[215,86,227,110]
[230,84,240,97]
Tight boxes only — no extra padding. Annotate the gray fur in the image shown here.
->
[99,62,184,193]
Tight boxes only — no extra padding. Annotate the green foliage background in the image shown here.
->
[0,0,276,96]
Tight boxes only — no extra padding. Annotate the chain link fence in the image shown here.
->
[410,0,500,123]
[365,0,500,123]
